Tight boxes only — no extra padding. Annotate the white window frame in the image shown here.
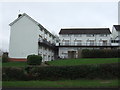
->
[86,34,94,37]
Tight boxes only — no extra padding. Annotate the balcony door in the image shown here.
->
[87,40,94,46]
[62,40,69,45]
[102,40,107,46]
[74,40,82,46]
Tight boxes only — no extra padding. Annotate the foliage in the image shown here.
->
[2,52,9,63]
[2,63,119,81]
[27,54,42,65]
[81,49,120,58]
[26,63,119,80]
[2,67,27,81]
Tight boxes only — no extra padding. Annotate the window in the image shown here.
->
[100,34,107,37]
[102,40,107,45]
[45,31,47,35]
[86,34,94,37]
[111,40,119,43]
[74,34,82,37]
[74,40,82,45]
[38,46,42,49]
[62,40,69,45]
[87,40,95,46]
[62,35,69,37]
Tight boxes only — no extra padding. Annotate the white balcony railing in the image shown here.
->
[59,43,112,46]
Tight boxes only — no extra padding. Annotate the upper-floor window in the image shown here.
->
[62,40,69,45]
[74,40,82,45]
[49,34,51,37]
[99,34,107,37]
[87,40,95,46]
[45,31,47,35]
[86,34,94,37]
[74,34,82,37]
[62,35,69,37]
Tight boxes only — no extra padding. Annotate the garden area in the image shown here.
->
[1,49,120,88]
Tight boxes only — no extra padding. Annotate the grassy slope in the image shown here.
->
[2,62,27,67]
[47,58,119,66]
[2,58,119,67]
[2,79,118,88]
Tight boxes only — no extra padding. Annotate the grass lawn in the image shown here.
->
[2,61,27,67]
[2,79,119,88]
[47,58,119,66]
[2,58,119,67]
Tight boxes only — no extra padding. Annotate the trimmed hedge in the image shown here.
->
[27,55,42,65]
[2,63,119,81]
[27,63,119,80]
[2,67,27,81]
[81,49,120,58]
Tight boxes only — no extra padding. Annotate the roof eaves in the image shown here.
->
[9,15,24,26]
[9,13,39,26]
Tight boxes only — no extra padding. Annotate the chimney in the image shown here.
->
[18,14,22,18]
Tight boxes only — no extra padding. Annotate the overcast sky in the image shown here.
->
[0,1,118,51]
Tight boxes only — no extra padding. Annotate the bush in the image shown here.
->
[2,67,27,81]
[27,54,42,65]
[2,52,9,63]
[81,49,120,58]
[2,63,119,81]
[26,63,119,80]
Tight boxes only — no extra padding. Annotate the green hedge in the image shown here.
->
[27,54,42,65]
[2,67,27,81]
[28,63,119,80]
[2,63,119,81]
[81,49,120,58]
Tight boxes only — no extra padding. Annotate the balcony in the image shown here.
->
[38,38,55,49]
[59,43,112,47]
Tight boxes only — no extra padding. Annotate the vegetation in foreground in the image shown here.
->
[2,79,119,88]
[47,58,119,66]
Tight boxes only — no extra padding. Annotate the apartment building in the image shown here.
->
[9,13,120,61]
[9,13,57,61]
[58,28,112,59]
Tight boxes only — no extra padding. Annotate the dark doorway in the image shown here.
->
[68,51,76,59]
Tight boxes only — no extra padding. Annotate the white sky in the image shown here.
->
[0,0,119,51]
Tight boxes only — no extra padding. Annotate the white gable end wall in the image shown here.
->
[9,16,39,59]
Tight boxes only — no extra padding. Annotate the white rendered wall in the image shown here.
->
[9,16,39,59]
[112,27,118,39]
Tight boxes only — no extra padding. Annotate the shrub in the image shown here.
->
[2,67,27,81]
[81,49,120,58]
[27,54,42,65]
[2,52,9,63]
[2,63,119,81]
[27,63,119,80]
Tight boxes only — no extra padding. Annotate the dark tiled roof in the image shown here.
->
[59,28,111,34]
[113,25,120,31]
